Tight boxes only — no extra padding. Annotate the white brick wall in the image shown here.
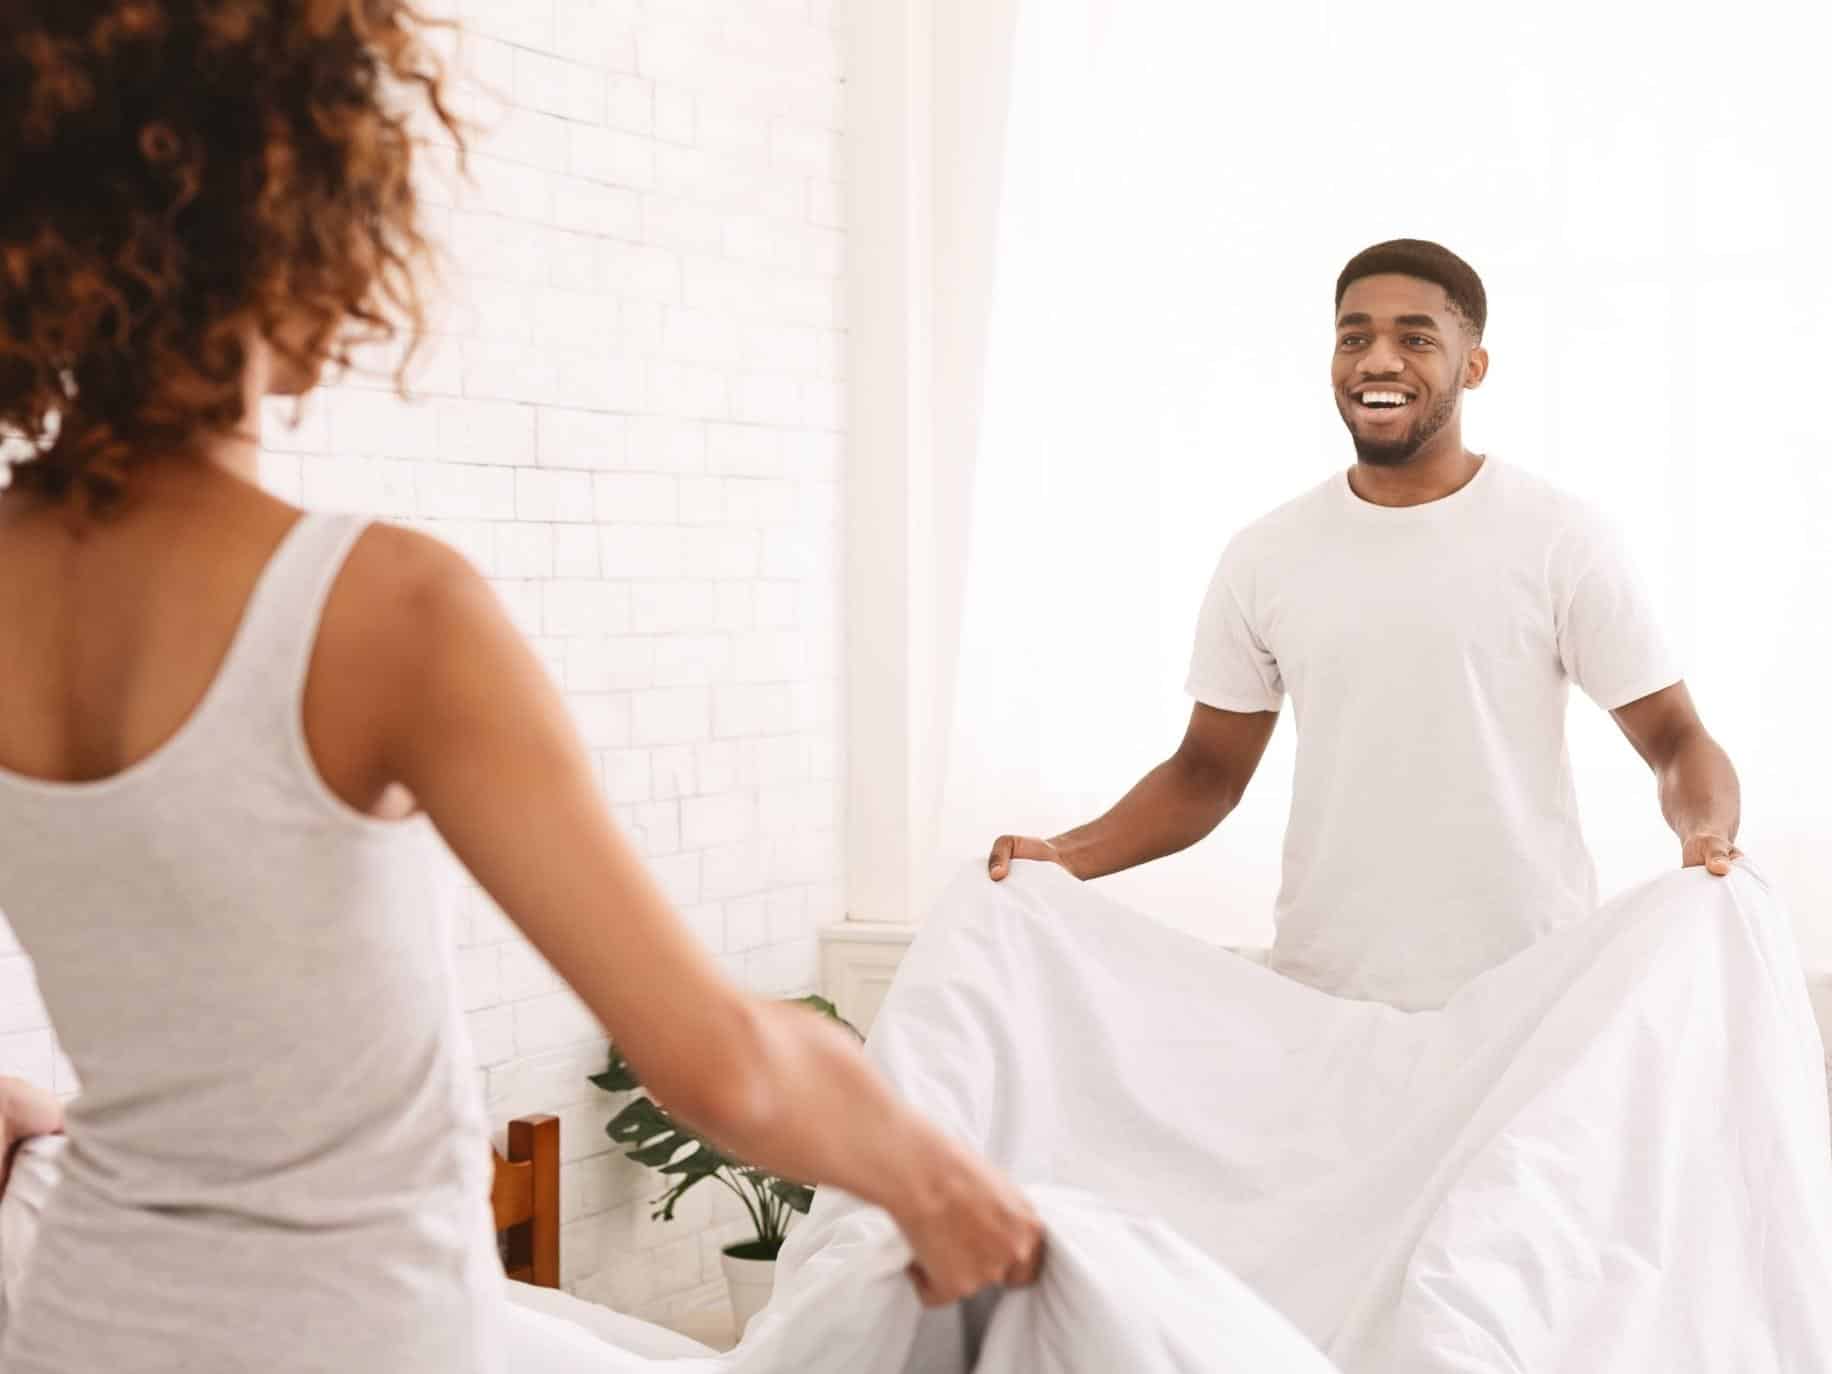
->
[0,0,844,1331]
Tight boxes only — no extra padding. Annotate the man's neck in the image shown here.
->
[1347,436,1483,509]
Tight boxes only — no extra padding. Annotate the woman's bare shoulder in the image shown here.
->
[330,520,494,649]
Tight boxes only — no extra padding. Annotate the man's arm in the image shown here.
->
[1609,682,1743,876]
[989,703,1279,881]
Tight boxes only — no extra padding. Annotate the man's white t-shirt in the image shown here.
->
[1187,457,1679,1010]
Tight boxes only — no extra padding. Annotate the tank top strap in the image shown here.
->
[211,511,371,734]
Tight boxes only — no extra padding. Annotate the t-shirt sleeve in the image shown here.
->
[1555,515,1681,710]
[1186,540,1285,713]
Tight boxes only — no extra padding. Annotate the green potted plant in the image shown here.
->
[589,995,863,1330]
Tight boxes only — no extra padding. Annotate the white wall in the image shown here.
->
[0,0,845,1329]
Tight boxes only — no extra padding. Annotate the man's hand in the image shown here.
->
[987,835,1071,882]
[1681,832,1744,878]
[1610,686,1742,882]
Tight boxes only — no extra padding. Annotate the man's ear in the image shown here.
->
[1463,344,1490,391]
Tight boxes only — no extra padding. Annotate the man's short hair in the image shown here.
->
[1335,239,1487,340]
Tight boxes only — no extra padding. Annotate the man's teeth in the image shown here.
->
[1359,391,1410,407]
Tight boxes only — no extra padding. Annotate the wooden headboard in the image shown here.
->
[491,1114,559,1288]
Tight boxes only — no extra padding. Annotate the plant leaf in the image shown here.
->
[789,993,864,1042]
[603,1095,738,1220]
[588,1043,643,1095]
[769,1178,816,1214]
[591,996,861,1234]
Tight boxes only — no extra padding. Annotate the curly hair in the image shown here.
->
[0,1,465,513]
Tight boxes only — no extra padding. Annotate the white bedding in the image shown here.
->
[737,859,1832,1372]
[7,860,1831,1371]
[479,858,1832,1371]
[504,1281,714,1365]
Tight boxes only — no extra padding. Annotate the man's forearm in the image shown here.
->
[1049,754,1239,881]
[1657,728,1740,849]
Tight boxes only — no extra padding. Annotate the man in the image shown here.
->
[988,239,1742,1011]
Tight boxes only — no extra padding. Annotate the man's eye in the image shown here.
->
[1404,336,1433,347]
[1338,336,1365,349]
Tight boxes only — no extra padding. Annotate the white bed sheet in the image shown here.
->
[739,859,1832,1371]
[504,1279,714,1366]
[7,860,1830,1371]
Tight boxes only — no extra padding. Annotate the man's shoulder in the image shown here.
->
[1218,471,1341,565]
[1488,459,1618,548]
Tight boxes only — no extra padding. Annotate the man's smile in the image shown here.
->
[1349,386,1419,423]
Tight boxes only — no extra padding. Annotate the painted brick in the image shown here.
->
[572,126,658,191]
[514,989,602,1056]
[565,636,654,691]
[553,524,601,578]
[552,178,642,240]
[653,635,734,688]
[332,388,440,459]
[496,523,555,579]
[706,423,783,476]
[654,86,696,145]
[683,528,762,580]
[516,469,596,523]
[542,580,632,636]
[630,580,718,633]
[436,399,537,467]
[539,408,630,471]
[515,50,607,124]
[0,0,849,1334]
[571,693,633,748]
[601,242,682,303]
[598,524,689,579]
[602,749,654,804]
[682,794,757,851]
[627,417,707,473]
[593,473,680,524]
[632,687,713,746]
[651,746,696,800]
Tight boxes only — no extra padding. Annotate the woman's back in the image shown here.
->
[0,474,504,1373]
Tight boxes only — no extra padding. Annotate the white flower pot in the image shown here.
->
[720,1243,778,1335]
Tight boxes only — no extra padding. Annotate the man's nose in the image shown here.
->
[1359,339,1405,375]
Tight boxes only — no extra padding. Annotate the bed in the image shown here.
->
[490,1116,718,1361]
[491,1115,561,1289]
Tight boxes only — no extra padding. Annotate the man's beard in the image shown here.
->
[1349,390,1457,467]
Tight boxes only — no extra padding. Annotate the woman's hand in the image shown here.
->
[1,1077,64,1197]
[890,1132,1045,1306]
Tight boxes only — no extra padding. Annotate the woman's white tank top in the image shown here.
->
[0,512,503,1372]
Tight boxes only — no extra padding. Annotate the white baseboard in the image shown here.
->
[819,922,918,1035]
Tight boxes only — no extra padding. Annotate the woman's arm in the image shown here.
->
[361,530,1041,1304]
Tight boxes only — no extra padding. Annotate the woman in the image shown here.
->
[0,4,1041,1371]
